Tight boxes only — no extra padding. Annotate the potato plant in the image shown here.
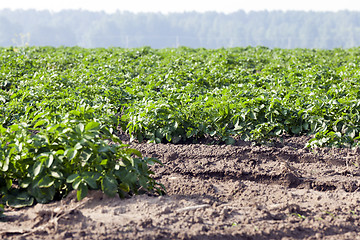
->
[0,104,164,208]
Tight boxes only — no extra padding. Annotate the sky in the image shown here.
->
[2,0,360,13]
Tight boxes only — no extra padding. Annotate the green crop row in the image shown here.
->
[2,46,360,147]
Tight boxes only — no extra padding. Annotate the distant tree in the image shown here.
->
[0,16,22,46]
[1,9,360,49]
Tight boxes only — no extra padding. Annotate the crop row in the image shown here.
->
[2,46,360,147]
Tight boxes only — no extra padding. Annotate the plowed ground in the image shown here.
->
[2,136,360,239]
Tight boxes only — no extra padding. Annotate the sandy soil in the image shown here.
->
[2,136,360,239]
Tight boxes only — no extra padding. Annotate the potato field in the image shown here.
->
[1,46,360,239]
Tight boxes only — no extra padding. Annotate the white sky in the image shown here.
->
[1,0,360,13]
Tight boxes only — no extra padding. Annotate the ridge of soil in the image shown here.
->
[2,136,360,239]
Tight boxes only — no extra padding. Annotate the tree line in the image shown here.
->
[1,9,360,49]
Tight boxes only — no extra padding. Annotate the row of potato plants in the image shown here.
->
[0,47,168,211]
[1,46,360,212]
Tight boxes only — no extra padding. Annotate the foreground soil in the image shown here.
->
[2,136,360,239]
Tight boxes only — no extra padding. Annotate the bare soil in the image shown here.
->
[2,136,360,239]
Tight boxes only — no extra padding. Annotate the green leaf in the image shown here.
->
[83,172,99,189]
[249,111,256,120]
[99,146,110,153]
[72,177,82,190]
[79,148,92,162]
[77,182,88,201]
[50,171,63,179]
[55,149,65,155]
[74,142,82,150]
[20,178,32,188]
[66,148,77,160]
[119,182,130,193]
[0,203,4,216]
[47,124,60,133]
[0,125,6,135]
[6,179,12,190]
[122,171,138,185]
[66,173,80,183]
[38,176,55,188]
[84,177,98,189]
[34,119,48,129]
[225,137,235,145]
[77,123,85,133]
[32,111,45,122]
[33,161,43,177]
[124,148,142,158]
[166,132,172,142]
[45,154,54,168]
[6,193,34,208]
[69,110,81,116]
[100,159,108,165]
[10,124,19,132]
[29,185,56,203]
[2,155,9,171]
[138,176,148,189]
[101,174,118,197]
[291,125,302,135]
[85,121,100,131]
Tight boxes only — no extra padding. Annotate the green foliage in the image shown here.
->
[0,105,164,208]
[0,203,3,219]
[2,46,360,145]
[3,46,360,148]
